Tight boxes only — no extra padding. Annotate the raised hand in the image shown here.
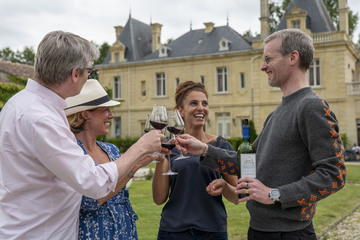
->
[137,130,165,154]
[175,134,204,155]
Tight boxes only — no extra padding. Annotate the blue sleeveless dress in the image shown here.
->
[77,140,138,240]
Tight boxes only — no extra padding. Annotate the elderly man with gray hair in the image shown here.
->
[0,31,164,239]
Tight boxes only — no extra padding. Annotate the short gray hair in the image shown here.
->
[264,29,314,70]
[35,31,100,87]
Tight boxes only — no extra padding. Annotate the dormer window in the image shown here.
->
[110,41,126,63]
[219,38,231,51]
[292,20,300,29]
[159,45,171,57]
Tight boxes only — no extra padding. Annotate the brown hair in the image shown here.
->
[175,81,208,109]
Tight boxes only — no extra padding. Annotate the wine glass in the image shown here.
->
[144,114,159,163]
[149,104,168,131]
[149,104,168,159]
[161,128,178,175]
[167,109,190,160]
[144,114,155,134]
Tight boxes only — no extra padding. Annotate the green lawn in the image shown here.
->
[128,164,360,240]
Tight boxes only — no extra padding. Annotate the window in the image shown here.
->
[292,20,300,29]
[141,80,146,96]
[239,72,245,89]
[175,78,180,90]
[113,117,121,138]
[200,75,205,85]
[216,113,231,138]
[115,53,120,63]
[113,76,121,99]
[219,37,231,51]
[307,59,321,87]
[216,67,228,93]
[155,72,166,96]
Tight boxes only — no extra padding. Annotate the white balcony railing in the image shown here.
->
[346,82,360,95]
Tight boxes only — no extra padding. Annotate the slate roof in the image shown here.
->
[276,0,336,33]
[100,17,253,65]
[144,25,252,60]
[0,60,34,83]
[102,16,152,64]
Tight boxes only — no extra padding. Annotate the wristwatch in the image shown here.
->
[269,188,281,203]
[128,170,134,178]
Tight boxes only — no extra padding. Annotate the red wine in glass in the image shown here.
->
[150,121,168,130]
[161,142,176,150]
[167,126,183,135]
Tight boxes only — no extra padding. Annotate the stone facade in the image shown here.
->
[97,0,360,148]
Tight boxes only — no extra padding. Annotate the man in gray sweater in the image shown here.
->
[176,29,346,239]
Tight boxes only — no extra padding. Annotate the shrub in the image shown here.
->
[106,137,140,153]
[145,168,154,180]
[0,82,25,111]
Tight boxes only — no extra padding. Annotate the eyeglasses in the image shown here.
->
[263,56,274,64]
[86,67,96,76]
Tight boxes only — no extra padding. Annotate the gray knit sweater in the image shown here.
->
[201,87,346,232]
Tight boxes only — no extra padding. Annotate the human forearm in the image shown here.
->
[200,145,238,174]
[114,130,163,185]
[222,183,240,205]
[97,176,130,205]
[222,174,239,204]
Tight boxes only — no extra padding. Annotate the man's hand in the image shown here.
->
[236,177,274,204]
[175,134,204,155]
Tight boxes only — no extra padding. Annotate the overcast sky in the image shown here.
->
[0,0,359,51]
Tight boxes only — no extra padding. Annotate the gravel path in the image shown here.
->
[318,205,360,240]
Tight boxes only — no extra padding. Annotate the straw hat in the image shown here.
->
[64,79,120,116]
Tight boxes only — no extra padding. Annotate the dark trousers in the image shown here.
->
[157,229,228,240]
[248,223,317,240]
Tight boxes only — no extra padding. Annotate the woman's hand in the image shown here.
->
[137,130,165,154]
[206,179,226,196]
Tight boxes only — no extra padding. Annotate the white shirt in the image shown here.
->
[352,146,360,152]
[0,79,118,239]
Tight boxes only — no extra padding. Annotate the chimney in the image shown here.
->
[338,0,349,35]
[260,0,270,39]
[204,22,215,33]
[151,23,162,52]
[114,26,123,40]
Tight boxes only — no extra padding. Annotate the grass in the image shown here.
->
[128,164,360,240]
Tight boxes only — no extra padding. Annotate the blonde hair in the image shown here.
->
[67,112,87,134]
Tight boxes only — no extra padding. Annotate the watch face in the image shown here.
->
[270,189,280,201]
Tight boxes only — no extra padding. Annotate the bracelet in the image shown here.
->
[128,170,134,178]
[201,143,208,157]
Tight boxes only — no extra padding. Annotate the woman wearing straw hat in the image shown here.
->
[65,79,155,240]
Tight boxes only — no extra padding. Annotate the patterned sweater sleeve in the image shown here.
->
[279,95,346,209]
[200,143,238,175]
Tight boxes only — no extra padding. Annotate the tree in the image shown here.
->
[89,42,110,79]
[17,46,35,65]
[0,46,35,65]
[269,0,290,33]
[269,0,359,39]
[94,42,110,65]
[0,47,16,62]
[242,29,260,39]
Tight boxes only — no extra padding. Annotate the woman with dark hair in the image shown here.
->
[152,81,238,240]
